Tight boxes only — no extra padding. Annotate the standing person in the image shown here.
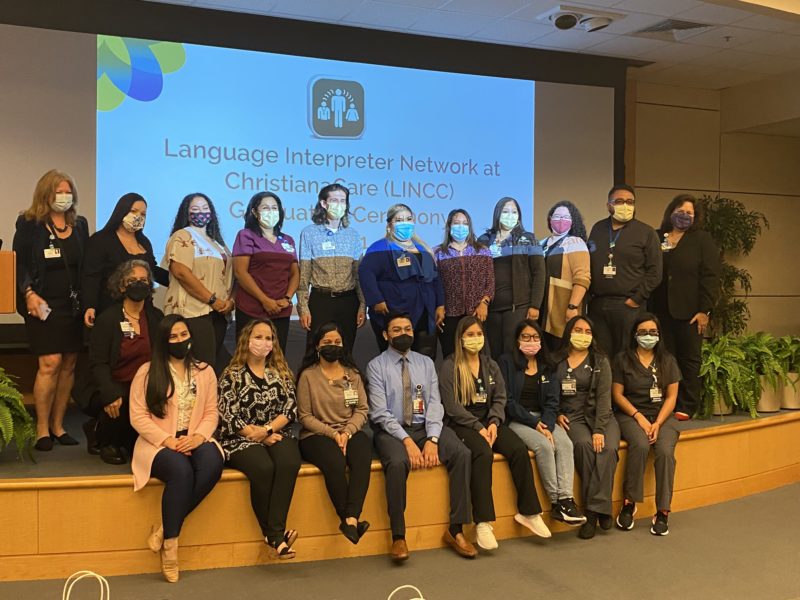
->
[477,197,545,359]
[439,316,551,551]
[359,204,445,360]
[498,319,585,527]
[129,315,224,583]
[553,315,619,539]
[162,193,234,370]
[296,322,371,544]
[82,193,168,327]
[587,184,662,357]
[297,183,366,352]
[231,192,299,352]
[434,209,494,358]
[540,201,591,347]
[13,169,89,450]
[612,313,681,537]
[367,312,475,562]
[651,194,721,420]
[217,319,301,559]
[80,260,163,465]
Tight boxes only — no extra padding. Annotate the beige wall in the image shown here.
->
[629,80,800,335]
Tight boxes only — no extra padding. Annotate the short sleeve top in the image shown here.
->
[612,352,681,418]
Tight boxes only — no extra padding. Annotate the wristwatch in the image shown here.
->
[567,303,579,310]
[207,293,217,306]
[265,426,274,437]
[428,436,439,445]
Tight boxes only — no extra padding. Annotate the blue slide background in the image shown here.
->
[97,40,535,257]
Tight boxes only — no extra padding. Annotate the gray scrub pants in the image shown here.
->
[566,415,620,516]
[509,415,574,503]
[617,413,680,512]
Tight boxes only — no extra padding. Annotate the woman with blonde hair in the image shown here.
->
[13,169,89,450]
[217,319,301,559]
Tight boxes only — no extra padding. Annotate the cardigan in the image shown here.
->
[438,354,506,430]
[497,353,560,431]
[540,235,591,337]
[477,230,545,311]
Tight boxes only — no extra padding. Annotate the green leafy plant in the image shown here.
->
[739,332,788,393]
[0,367,36,461]
[773,335,800,374]
[700,335,754,418]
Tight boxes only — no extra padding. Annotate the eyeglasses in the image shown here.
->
[610,198,635,206]
[519,333,541,342]
[550,215,572,221]
[636,329,659,337]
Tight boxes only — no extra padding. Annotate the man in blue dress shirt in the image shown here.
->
[367,312,475,562]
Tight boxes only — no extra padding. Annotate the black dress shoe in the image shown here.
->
[35,436,54,451]
[100,445,126,465]
[339,522,360,545]
[82,420,100,455]
[50,429,79,446]
[357,521,370,539]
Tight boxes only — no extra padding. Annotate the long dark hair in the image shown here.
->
[311,183,351,227]
[171,192,226,247]
[144,314,203,419]
[620,312,672,393]
[101,193,148,242]
[487,197,531,243]
[510,319,554,372]
[659,193,703,233]
[553,314,605,363]
[546,200,587,241]
[438,208,484,253]
[297,321,362,381]
[243,191,285,236]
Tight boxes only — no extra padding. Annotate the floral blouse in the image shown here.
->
[217,364,297,460]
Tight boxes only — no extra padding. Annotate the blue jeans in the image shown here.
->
[509,415,575,503]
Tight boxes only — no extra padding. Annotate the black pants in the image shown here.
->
[658,311,702,416]
[449,423,541,522]
[373,424,471,538]
[299,431,372,521]
[486,306,528,359]
[227,439,301,544]
[307,290,360,352]
[588,296,645,358]
[150,442,224,539]
[90,387,136,452]
[439,314,467,359]
[369,313,438,360]
[185,311,230,372]
[235,308,289,354]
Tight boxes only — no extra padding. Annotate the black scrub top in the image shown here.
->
[611,353,681,419]
[555,355,594,419]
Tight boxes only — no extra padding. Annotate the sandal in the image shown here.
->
[284,529,298,549]
[267,539,296,560]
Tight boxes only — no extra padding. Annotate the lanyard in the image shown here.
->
[608,220,624,250]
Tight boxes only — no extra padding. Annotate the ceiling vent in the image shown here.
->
[536,4,625,32]
[633,19,714,41]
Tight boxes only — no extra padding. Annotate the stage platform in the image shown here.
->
[1,408,799,581]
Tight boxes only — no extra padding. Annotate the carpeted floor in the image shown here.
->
[2,483,800,600]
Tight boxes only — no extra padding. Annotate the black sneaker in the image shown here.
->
[598,513,613,531]
[551,502,566,523]
[557,498,587,525]
[616,502,636,530]
[650,512,669,536]
[578,511,597,539]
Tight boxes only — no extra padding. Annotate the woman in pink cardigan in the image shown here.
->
[129,314,224,583]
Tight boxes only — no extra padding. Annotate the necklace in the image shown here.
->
[320,363,343,384]
[123,308,141,321]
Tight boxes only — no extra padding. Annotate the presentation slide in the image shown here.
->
[96,36,535,256]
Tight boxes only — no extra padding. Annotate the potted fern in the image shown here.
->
[700,335,748,417]
[740,333,788,414]
[0,367,36,461]
[775,336,800,410]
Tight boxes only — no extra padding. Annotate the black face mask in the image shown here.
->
[124,280,151,302]
[389,334,414,352]
[168,338,192,359]
[318,344,344,362]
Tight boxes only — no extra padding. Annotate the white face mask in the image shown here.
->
[52,193,73,213]
[327,202,346,220]
[122,212,145,232]
[259,209,280,228]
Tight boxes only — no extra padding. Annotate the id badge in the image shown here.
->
[561,378,577,396]
[650,386,662,403]
[343,388,359,408]
[397,255,412,268]
[603,264,616,278]
[489,243,501,258]
[120,321,134,337]
[661,240,672,251]
[281,242,295,253]
[44,247,61,259]
[473,391,488,404]
[322,241,335,251]
[413,386,424,414]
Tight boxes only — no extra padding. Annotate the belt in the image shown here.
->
[311,287,357,298]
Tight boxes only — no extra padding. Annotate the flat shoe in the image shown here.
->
[35,436,54,451]
[100,445,126,465]
[50,430,79,445]
[339,522,359,545]
[442,531,477,558]
[357,521,370,539]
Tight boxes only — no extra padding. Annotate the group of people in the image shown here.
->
[13,169,721,582]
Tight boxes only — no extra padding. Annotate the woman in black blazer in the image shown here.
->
[82,193,168,327]
[13,170,89,451]
[650,194,721,420]
[77,259,163,464]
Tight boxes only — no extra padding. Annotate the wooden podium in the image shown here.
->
[0,251,17,314]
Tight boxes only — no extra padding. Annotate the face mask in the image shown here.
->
[168,338,192,359]
[249,338,273,358]
[450,224,469,243]
[258,209,280,228]
[389,333,414,352]
[519,341,541,357]
[327,203,346,220]
[499,213,518,230]
[52,193,73,213]
[393,222,415,242]
[570,332,592,350]
[188,211,212,228]
[318,344,344,362]
[636,334,659,350]
[611,204,634,223]
[462,336,484,353]
[671,212,693,231]
[122,212,145,233]
[124,280,150,302]
[550,218,572,235]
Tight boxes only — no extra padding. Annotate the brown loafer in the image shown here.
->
[443,530,477,558]
[390,538,409,562]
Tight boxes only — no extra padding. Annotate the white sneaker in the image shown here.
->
[475,522,498,550]
[514,513,552,538]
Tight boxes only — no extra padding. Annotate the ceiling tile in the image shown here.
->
[511,0,593,22]
[734,13,800,33]
[609,0,703,19]
[599,11,666,35]
[636,41,720,63]
[344,1,433,28]
[681,25,767,48]
[532,29,615,51]
[736,31,800,55]
[587,35,670,58]
[471,18,554,44]
[674,3,758,25]
[690,48,764,68]
[438,0,532,18]
[270,0,364,20]
[407,9,491,36]
[373,0,449,7]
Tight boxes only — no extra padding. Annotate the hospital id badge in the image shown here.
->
[603,264,616,278]
[44,247,61,259]
[473,391,487,404]
[322,241,335,251]
[561,378,577,396]
[344,389,359,407]
[397,255,412,268]
[413,388,424,414]
[650,386,662,403]
[120,321,134,337]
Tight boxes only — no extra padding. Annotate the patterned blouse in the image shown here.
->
[169,363,197,432]
[217,364,297,460]
[433,244,495,316]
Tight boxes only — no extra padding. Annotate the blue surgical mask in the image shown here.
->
[636,334,659,350]
[450,224,469,242]
[393,222,415,241]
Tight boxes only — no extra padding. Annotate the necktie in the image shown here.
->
[402,357,412,426]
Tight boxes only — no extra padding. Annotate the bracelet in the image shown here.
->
[632,411,641,418]
[24,289,35,298]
